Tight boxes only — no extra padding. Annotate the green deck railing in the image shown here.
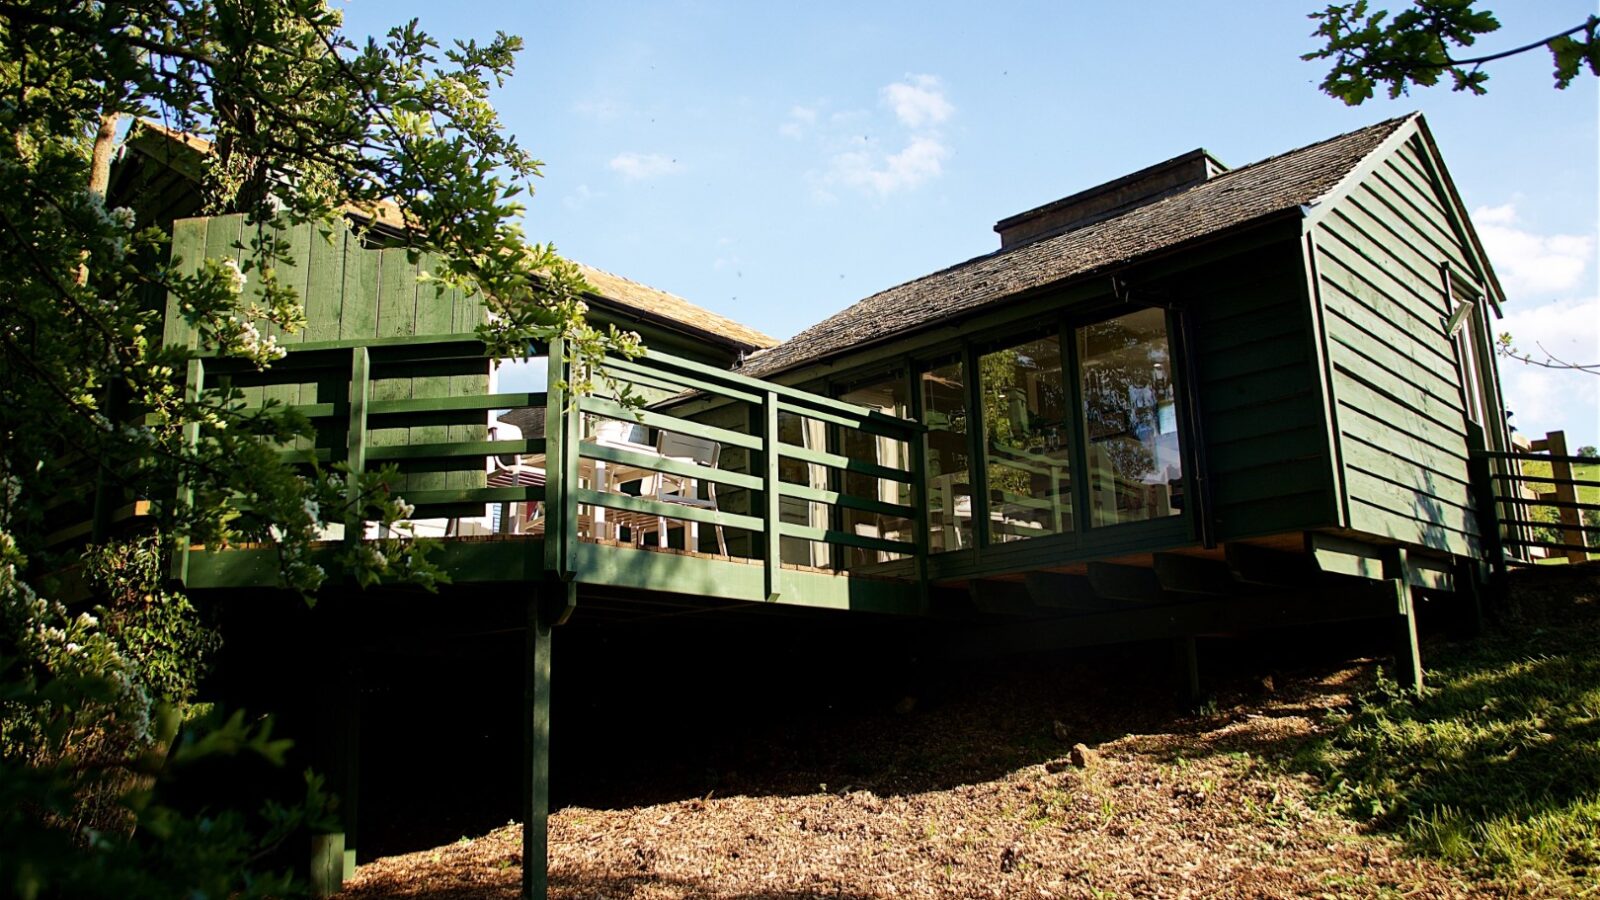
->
[176,333,927,608]
[1470,429,1599,570]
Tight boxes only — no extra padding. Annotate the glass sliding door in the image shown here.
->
[921,356,973,551]
[978,334,1072,542]
[1076,307,1184,527]
[836,374,912,567]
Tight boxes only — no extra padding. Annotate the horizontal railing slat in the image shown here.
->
[777,443,915,483]
[1474,449,1598,465]
[600,357,763,405]
[287,402,343,420]
[637,349,923,434]
[1492,473,1600,490]
[368,438,545,463]
[578,395,762,450]
[368,392,546,417]
[773,399,917,439]
[776,522,915,555]
[397,485,544,506]
[776,482,917,519]
[574,488,765,532]
[581,441,764,491]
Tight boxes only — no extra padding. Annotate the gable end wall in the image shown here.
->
[1312,133,1482,557]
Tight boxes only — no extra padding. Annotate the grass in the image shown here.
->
[1302,569,1600,895]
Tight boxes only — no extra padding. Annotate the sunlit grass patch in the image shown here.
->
[1308,573,1600,894]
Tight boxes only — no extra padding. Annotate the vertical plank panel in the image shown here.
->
[163,217,208,349]
[406,253,456,491]
[304,225,347,343]
[367,250,413,486]
[263,221,311,430]
[340,235,380,341]
[376,248,417,339]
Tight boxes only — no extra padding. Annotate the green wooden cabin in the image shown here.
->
[122,113,1520,897]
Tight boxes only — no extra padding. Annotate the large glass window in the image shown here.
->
[978,335,1072,542]
[921,357,972,551]
[836,375,913,567]
[1077,308,1183,527]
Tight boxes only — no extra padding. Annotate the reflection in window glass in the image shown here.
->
[777,410,830,567]
[921,357,972,551]
[1077,308,1184,527]
[979,335,1072,542]
[837,375,912,567]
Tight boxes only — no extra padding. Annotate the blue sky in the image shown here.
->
[341,1,1599,448]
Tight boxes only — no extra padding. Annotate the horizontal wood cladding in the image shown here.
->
[1315,133,1479,556]
[1180,243,1337,540]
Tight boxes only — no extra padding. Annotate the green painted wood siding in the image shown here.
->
[1313,134,1481,556]
[164,214,492,510]
[1180,243,1339,540]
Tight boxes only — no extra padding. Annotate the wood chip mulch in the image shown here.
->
[340,658,1506,899]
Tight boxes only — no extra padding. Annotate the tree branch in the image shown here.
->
[1443,18,1595,68]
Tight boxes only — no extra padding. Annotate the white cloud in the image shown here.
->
[1473,202,1594,295]
[609,152,682,181]
[1495,296,1600,445]
[778,105,818,140]
[794,75,955,200]
[826,135,950,197]
[881,74,952,129]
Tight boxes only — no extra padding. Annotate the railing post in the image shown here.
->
[168,357,204,586]
[1542,431,1588,563]
[542,339,578,580]
[761,390,782,601]
[344,347,370,542]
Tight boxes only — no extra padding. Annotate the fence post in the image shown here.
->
[1542,431,1588,563]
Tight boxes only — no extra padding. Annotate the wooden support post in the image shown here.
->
[523,590,553,900]
[1383,549,1424,695]
[1453,556,1484,637]
[310,643,360,895]
[1172,635,1202,710]
[337,657,361,881]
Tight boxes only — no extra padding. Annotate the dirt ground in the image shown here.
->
[340,629,1507,900]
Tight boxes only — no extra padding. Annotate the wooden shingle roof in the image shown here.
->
[739,115,1413,378]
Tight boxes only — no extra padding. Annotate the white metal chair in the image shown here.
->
[617,430,727,556]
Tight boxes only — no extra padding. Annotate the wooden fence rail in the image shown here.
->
[1470,429,1598,568]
